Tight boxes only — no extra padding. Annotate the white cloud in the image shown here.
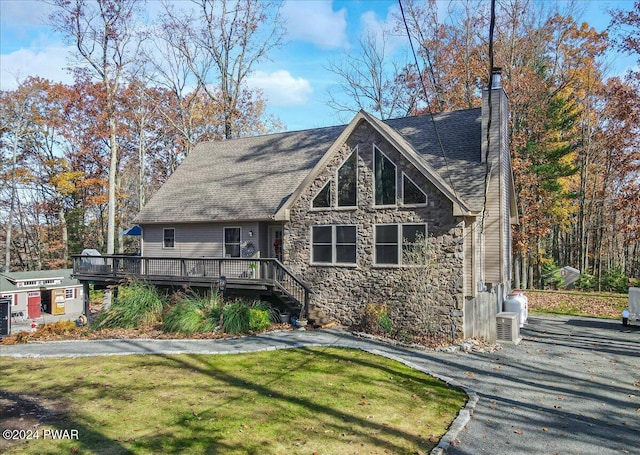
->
[247,70,313,106]
[0,0,54,30]
[281,0,349,50]
[0,45,75,91]
[359,5,406,55]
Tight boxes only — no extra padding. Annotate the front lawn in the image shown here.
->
[1,347,466,454]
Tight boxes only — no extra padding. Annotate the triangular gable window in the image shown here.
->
[312,181,332,208]
[402,173,427,205]
[337,150,357,207]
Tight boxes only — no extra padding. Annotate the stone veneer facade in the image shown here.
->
[284,120,466,338]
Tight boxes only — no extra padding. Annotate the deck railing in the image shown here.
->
[72,255,309,316]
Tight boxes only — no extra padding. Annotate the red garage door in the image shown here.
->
[27,291,41,318]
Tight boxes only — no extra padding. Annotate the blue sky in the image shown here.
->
[0,0,636,132]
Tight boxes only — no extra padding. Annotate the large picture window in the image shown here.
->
[163,228,175,248]
[337,150,357,207]
[375,224,427,265]
[312,225,357,264]
[374,146,396,206]
[224,227,241,257]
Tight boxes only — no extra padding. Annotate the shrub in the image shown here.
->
[358,303,393,336]
[541,262,563,289]
[600,266,628,293]
[223,301,250,334]
[575,273,595,291]
[378,312,393,334]
[94,280,167,329]
[249,308,271,332]
[163,292,221,334]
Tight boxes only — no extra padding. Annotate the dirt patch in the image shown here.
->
[0,391,67,452]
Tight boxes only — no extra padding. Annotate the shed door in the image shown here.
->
[27,291,41,318]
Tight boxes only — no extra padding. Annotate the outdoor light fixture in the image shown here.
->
[248,230,253,237]
[219,276,227,293]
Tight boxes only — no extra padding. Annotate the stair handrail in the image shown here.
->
[266,258,310,319]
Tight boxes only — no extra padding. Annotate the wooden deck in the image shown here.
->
[72,255,309,317]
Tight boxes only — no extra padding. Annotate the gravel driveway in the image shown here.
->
[2,314,639,454]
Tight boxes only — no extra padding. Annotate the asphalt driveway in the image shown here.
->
[2,314,639,454]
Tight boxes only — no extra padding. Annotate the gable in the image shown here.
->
[276,111,476,219]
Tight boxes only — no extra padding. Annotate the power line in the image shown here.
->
[397,0,462,206]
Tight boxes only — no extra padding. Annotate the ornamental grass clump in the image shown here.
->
[222,300,276,334]
[162,292,221,334]
[222,301,250,334]
[94,280,167,329]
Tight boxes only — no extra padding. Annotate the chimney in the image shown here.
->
[481,67,508,164]
[490,67,502,89]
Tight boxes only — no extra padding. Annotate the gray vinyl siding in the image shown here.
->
[141,222,261,258]
[482,88,510,286]
[501,95,512,286]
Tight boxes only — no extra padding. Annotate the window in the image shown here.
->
[312,182,331,208]
[163,228,175,248]
[337,150,357,207]
[312,225,357,264]
[402,224,427,263]
[224,227,241,257]
[65,289,74,299]
[375,225,398,264]
[375,224,427,265]
[374,146,396,205]
[403,173,427,205]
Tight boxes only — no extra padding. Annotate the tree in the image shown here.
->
[325,32,419,120]
[1,79,37,271]
[50,0,145,254]
[160,0,284,139]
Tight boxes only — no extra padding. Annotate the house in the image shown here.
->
[0,269,84,320]
[126,69,517,342]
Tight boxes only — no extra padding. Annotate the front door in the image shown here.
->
[268,225,283,262]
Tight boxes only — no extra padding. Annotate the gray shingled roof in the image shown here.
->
[135,109,484,224]
[1,269,80,292]
[387,108,484,210]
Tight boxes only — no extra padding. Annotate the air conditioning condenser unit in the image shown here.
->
[496,312,521,344]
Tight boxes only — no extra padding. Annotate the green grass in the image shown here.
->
[1,348,465,454]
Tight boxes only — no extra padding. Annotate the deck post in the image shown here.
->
[83,282,90,318]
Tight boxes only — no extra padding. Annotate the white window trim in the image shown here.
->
[310,180,332,210]
[401,172,428,207]
[310,224,358,266]
[373,223,428,266]
[373,144,397,207]
[223,227,242,258]
[163,228,176,249]
[336,146,358,208]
